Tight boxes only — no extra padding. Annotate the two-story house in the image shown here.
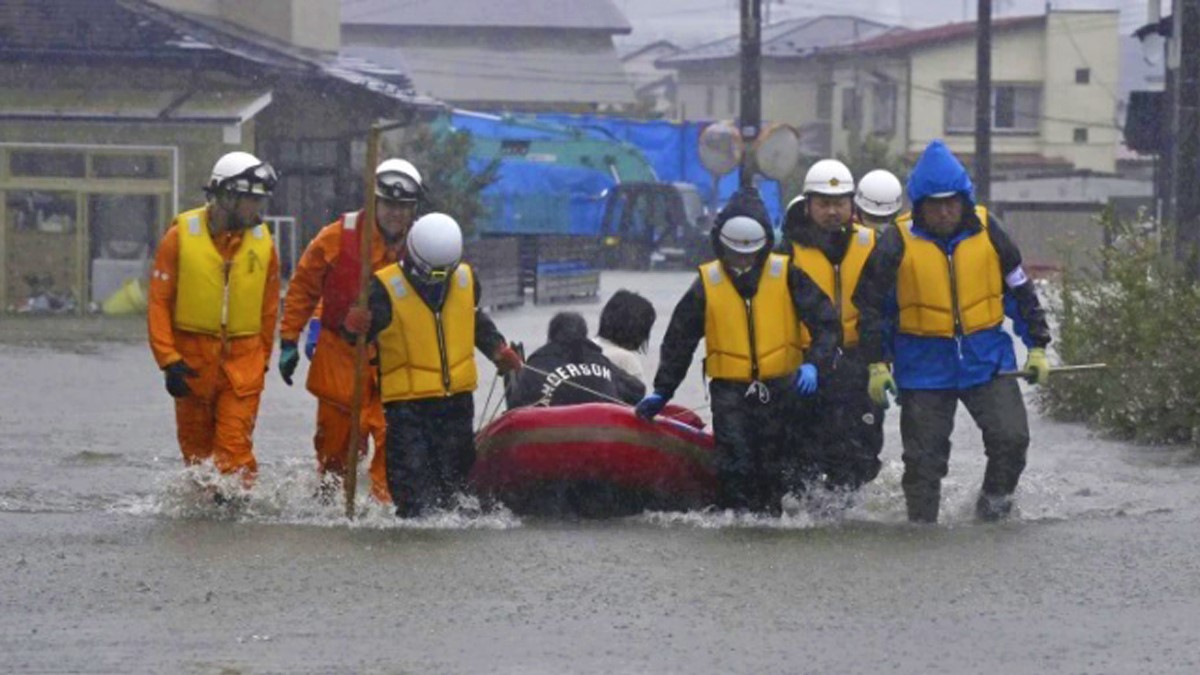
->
[660,9,1120,175]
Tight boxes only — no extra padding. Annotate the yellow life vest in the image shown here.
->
[895,205,1003,337]
[173,206,272,337]
[790,224,875,349]
[701,253,801,382]
[376,263,478,402]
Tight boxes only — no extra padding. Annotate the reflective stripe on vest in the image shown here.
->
[895,205,1003,338]
[790,224,874,349]
[700,253,801,382]
[376,263,478,401]
[173,206,271,337]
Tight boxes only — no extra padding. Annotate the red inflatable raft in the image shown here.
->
[470,402,716,517]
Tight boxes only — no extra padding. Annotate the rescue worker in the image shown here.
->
[853,140,1052,523]
[352,213,524,518]
[147,151,280,489]
[784,160,884,496]
[509,312,644,408]
[854,169,904,229]
[277,158,424,503]
[635,189,841,513]
[595,289,657,384]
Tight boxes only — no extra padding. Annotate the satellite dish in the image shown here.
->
[753,124,802,181]
[698,121,743,177]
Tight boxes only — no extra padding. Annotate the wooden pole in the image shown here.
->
[345,125,381,519]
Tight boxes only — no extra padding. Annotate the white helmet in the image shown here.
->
[802,159,854,196]
[407,213,463,280]
[719,215,768,254]
[855,169,903,217]
[208,151,276,196]
[376,158,423,202]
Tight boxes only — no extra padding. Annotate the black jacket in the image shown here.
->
[508,338,645,408]
[651,260,842,399]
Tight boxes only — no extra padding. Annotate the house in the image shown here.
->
[341,0,636,112]
[0,0,438,313]
[826,10,1121,176]
[621,40,682,116]
[658,10,1121,176]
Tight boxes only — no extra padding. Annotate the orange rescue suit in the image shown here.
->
[279,211,395,502]
[148,206,280,478]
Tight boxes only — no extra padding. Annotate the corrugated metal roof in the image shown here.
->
[344,43,634,106]
[341,0,631,33]
[658,15,893,66]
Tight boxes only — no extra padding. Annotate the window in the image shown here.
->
[91,154,168,179]
[705,86,715,117]
[727,85,738,116]
[872,82,897,135]
[817,83,834,121]
[945,83,1040,134]
[10,151,85,178]
[1075,68,1090,84]
[1073,127,1089,143]
[841,87,861,131]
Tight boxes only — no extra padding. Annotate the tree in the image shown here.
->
[384,125,499,237]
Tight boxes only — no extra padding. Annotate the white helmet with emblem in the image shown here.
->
[718,215,768,254]
[802,159,855,197]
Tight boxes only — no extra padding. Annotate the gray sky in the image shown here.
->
[615,0,1156,48]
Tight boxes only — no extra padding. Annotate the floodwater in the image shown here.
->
[2,271,1198,674]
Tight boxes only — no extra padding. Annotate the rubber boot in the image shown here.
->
[975,492,1013,522]
[905,492,940,523]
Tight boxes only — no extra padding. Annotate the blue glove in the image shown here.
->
[795,363,818,396]
[635,392,669,420]
[279,340,300,386]
[304,318,320,360]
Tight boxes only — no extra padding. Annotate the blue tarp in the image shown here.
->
[527,113,784,223]
[471,158,611,236]
[451,111,784,236]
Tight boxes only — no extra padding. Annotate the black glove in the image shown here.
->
[164,361,198,399]
[279,339,300,386]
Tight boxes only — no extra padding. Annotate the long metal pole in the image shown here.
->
[344,125,381,519]
[975,0,992,204]
[738,0,762,190]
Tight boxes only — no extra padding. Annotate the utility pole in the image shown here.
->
[738,0,762,190]
[975,0,992,204]
[1172,0,1200,279]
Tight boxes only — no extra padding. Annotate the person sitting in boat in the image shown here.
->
[595,289,656,385]
[635,188,842,514]
[509,311,646,408]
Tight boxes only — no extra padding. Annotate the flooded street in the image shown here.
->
[2,271,1199,674]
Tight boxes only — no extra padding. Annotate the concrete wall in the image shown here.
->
[1040,12,1120,173]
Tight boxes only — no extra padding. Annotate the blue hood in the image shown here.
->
[906,140,975,207]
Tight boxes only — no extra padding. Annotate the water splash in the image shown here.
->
[111,461,522,530]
